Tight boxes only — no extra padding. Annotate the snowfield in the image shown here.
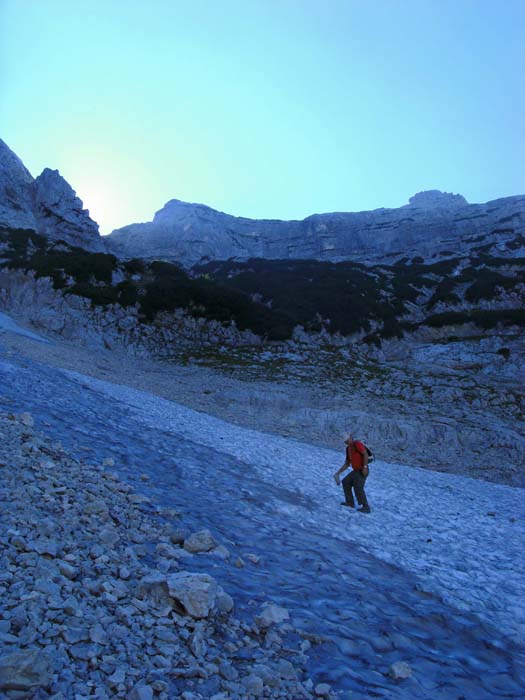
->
[1,311,524,699]
[62,368,525,645]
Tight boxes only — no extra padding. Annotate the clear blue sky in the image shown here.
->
[1,0,524,233]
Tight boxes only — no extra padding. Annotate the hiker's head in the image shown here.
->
[344,434,354,445]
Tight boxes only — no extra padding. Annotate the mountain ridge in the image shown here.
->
[106,189,525,267]
[2,138,525,268]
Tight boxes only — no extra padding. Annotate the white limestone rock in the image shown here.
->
[166,571,224,619]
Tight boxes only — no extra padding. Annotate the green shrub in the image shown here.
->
[422,309,525,329]
[123,258,146,275]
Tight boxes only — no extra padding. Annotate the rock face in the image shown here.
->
[0,139,37,231]
[33,168,102,249]
[0,139,104,251]
[0,269,261,355]
[107,191,525,267]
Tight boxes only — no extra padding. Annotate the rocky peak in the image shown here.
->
[407,190,468,209]
[0,138,37,230]
[153,198,225,225]
[0,141,105,252]
[33,168,102,249]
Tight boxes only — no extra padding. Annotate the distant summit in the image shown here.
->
[407,190,468,208]
[0,139,104,251]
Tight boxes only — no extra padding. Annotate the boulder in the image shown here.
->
[258,603,290,628]
[166,571,224,619]
[183,529,217,553]
[388,661,412,680]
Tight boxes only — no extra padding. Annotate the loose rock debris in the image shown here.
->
[0,412,336,699]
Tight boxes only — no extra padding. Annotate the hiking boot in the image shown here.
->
[340,502,355,508]
[357,506,371,514]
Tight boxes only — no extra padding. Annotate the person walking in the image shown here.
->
[333,435,371,513]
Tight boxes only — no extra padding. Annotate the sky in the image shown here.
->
[1,0,524,234]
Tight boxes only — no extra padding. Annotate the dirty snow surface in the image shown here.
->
[1,328,524,699]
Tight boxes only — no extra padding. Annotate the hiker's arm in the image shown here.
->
[333,461,349,484]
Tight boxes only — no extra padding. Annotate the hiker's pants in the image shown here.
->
[342,470,369,508]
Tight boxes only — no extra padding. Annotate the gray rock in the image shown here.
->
[127,685,154,700]
[89,624,108,645]
[62,595,80,616]
[242,674,264,696]
[34,578,61,596]
[108,668,126,685]
[258,603,290,628]
[216,591,234,614]
[219,661,238,681]
[19,413,34,428]
[58,560,78,579]
[388,661,413,680]
[277,659,296,680]
[168,528,186,545]
[0,649,52,691]
[166,571,224,619]
[183,529,217,553]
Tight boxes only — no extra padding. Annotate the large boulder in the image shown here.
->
[183,528,217,553]
[137,571,232,619]
[166,571,228,618]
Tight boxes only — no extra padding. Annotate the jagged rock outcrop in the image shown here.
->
[406,190,468,208]
[0,139,37,231]
[33,168,102,250]
[0,139,104,251]
[107,191,525,267]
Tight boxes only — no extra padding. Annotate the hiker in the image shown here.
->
[333,435,371,513]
